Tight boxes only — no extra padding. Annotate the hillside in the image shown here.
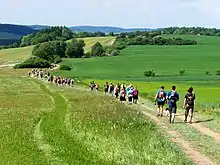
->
[0,24,36,45]
[70,26,154,33]
[0,36,115,65]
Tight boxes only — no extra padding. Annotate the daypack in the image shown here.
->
[186,93,195,106]
[115,87,119,93]
[169,91,178,103]
[157,90,165,101]
[133,90,138,96]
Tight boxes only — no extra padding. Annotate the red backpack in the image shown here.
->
[133,89,138,96]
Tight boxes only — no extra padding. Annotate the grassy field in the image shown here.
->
[58,35,220,81]
[0,76,192,165]
[0,46,33,65]
[0,36,115,65]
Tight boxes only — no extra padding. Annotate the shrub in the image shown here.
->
[216,70,220,75]
[13,56,50,69]
[53,55,62,64]
[180,69,185,76]
[91,42,104,56]
[110,50,120,56]
[84,52,91,58]
[144,70,156,77]
[60,64,71,71]
[205,71,210,76]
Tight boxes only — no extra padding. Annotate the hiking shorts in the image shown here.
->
[128,96,133,102]
[157,101,165,106]
[169,106,177,114]
[185,106,194,114]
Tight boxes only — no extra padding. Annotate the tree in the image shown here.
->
[65,39,85,58]
[109,32,115,36]
[91,42,104,56]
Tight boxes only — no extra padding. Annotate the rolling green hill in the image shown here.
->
[58,35,220,81]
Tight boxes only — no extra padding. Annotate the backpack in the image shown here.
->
[168,91,177,103]
[186,93,195,106]
[133,90,138,96]
[115,87,119,93]
[157,90,165,101]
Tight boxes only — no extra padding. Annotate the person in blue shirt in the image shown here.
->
[155,86,167,117]
[167,85,179,124]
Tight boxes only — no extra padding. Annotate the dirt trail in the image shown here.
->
[138,97,220,143]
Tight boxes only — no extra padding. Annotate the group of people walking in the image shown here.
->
[155,85,196,124]
[29,69,195,125]
[28,69,74,87]
[89,81,139,104]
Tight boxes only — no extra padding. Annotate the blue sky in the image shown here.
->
[1,0,220,28]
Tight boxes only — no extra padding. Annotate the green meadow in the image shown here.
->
[0,77,192,165]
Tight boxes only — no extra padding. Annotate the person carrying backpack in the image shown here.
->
[114,85,119,98]
[95,83,99,92]
[167,85,179,124]
[183,87,196,124]
[109,83,114,96]
[120,89,126,103]
[133,87,139,104]
[104,82,109,94]
[127,87,134,104]
[155,86,167,117]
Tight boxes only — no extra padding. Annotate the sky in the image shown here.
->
[1,0,220,28]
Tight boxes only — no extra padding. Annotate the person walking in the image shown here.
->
[155,86,167,117]
[183,87,196,124]
[133,87,139,104]
[167,85,179,124]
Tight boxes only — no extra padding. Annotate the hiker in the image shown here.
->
[71,79,74,87]
[90,81,95,91]
[167,85,179,124]
[155,86,167,117]
[114,85,120,98]
[120,88,126,103]
[95,83,99,91]
[183,87,196,124]
[133,87,139,104]
[104,82,109,94]
[109,83,114,96]
[127,86,134,104]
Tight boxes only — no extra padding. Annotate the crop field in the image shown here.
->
[59,35,220,81]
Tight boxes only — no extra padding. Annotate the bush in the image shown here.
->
[110,50,120,56]
[205,71,210,76]
[84,52,91,58]
[180,69,185,76]
[216,70,220,75]
[144,70,156,77]
[53,55,62,64]
[60,64,71,71]
[13,56,50,69]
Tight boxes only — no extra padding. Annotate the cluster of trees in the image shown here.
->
[84,42,119,58]
[160,27,220,36]
[14,39,85,68]
[19,26,113,47]
[113,31,197,51]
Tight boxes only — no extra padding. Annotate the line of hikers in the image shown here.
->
[28,69,74,87]
[155,85,196,124]
[28,70,195,125]
[89,81,139,104]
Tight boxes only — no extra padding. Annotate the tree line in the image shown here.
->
[159,27,220,36]
[111,31,197,51]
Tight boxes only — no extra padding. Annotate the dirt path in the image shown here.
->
[138,97,220,143]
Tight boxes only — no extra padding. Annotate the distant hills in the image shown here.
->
[0,23,154,45]
[29,25,154,33]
